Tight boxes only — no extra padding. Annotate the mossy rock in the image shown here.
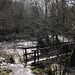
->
[37,69,45,73]
[32,69,39,74]
[4,72,8,75]
[30,66,35,70]
[3,68,12,73]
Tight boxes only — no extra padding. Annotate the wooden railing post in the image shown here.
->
[34,50,36,65]
[53,35,55,45]
[60,58,61,75]
[25,48,28,66]
[37,50,39,64]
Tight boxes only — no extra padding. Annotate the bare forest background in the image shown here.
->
[0,0,75,42]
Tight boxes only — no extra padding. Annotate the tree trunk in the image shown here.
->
[69,35,75,67]
[70,46,75,67]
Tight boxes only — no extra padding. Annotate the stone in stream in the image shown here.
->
[2,62,7,65]
[0,57,7,66]
[0,57,5,62]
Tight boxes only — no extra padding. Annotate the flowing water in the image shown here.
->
[0,40,37,75]
[0,36,72,75]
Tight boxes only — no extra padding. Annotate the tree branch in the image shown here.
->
[0,0,8,10]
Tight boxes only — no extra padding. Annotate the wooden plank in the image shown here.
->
[22,42,73,49]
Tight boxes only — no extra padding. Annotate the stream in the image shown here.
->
[0,36,72,75]
[0,40,37,75]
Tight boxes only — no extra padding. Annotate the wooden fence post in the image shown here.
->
[60,58,61,75]
[25,48,27,66]
[53,35,55,45]
[34,51,36,65]
[37,50,39,64]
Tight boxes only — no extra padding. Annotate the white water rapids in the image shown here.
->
[0,36,72,75]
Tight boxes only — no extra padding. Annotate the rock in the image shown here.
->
[0,63,3,66]
[2,62,7,66]
[0,57,5,63]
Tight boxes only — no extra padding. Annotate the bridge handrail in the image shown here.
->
[18,41,74,50]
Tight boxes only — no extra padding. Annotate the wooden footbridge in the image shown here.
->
[20,41,74,66]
